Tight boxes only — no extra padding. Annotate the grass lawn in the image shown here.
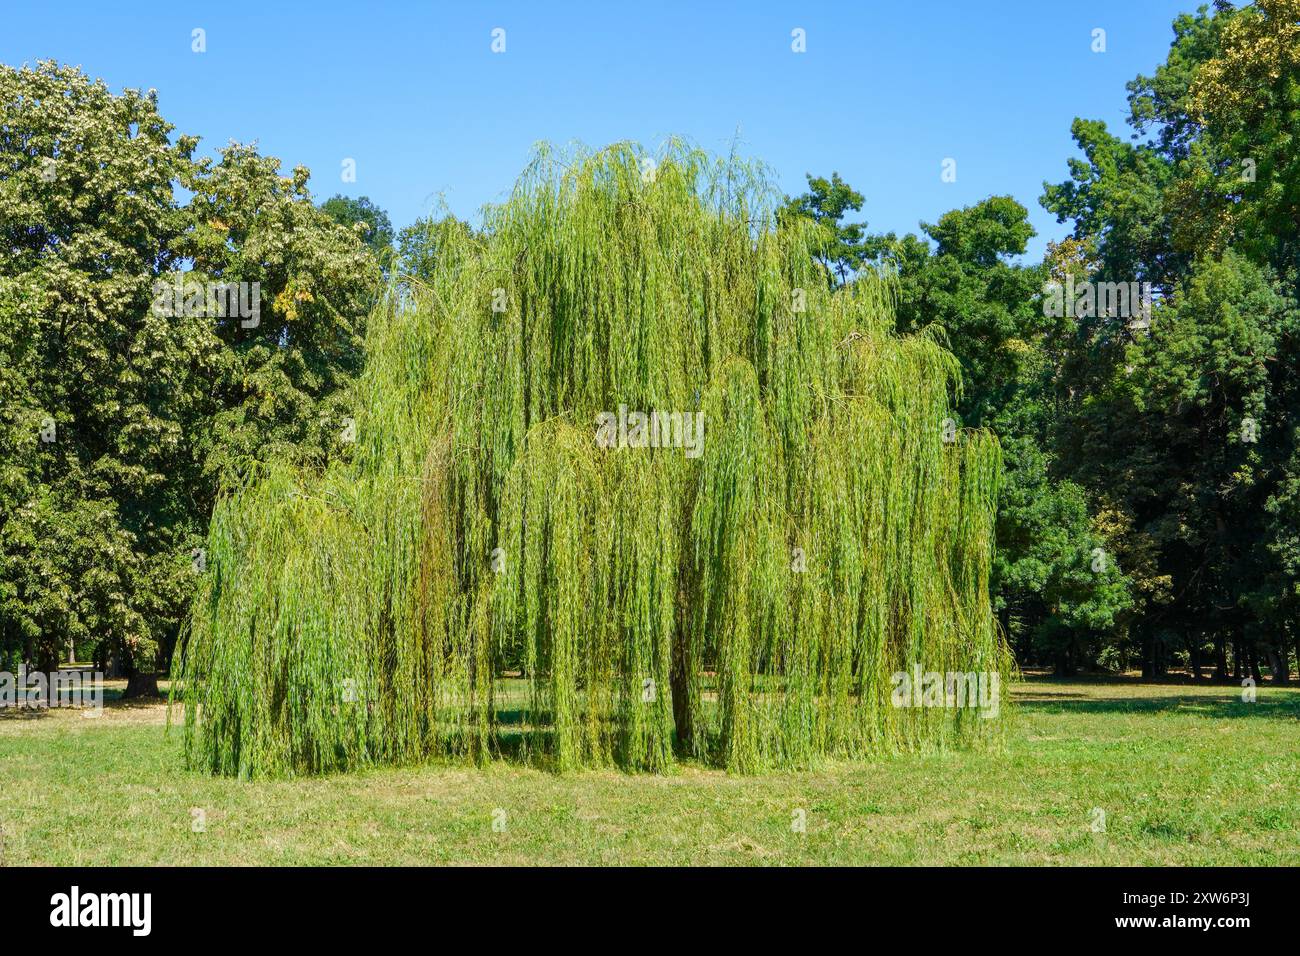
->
[2,676,1296,866]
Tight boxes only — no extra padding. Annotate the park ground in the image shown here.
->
[1,676,1296,866]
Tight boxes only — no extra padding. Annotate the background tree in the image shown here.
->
[0,62,198,687]
[0,61,381,693]
[866,197,1132,672]
[320,194,395,264]
[184,146,381,495]
[1042,0,1300,681]
[396,213,476,281]
[777,172,867,285]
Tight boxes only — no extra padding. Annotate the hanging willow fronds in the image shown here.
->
[173,141,1011,777]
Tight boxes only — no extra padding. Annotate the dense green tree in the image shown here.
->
[995,436,1131,673]
[320,194,395,262]
[869,197,1042,425]
[0,61,380,692]
[777,172,867,285]
[1067,253,1289,676]
[1040,119,1180,291]
[1042,0,1300,680]
[183,146,381,494]
[0,62,199,684]
[1181,0,1300,271]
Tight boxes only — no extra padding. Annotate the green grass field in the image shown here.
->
[2,677,1296,866]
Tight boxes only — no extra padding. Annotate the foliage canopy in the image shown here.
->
[175,142,1008,776]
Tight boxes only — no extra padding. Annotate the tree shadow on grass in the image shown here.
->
[1015,692,1299,720]
[0,685,164,721]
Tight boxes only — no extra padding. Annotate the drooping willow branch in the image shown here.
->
[173,141,1010,777]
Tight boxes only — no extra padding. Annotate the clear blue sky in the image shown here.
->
[2,0,1195,261]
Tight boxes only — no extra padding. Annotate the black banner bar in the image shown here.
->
[0,866,1284,941]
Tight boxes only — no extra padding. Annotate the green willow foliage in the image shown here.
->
[174,143,1010,777]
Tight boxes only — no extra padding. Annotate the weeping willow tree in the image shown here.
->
[173,141,1011,777]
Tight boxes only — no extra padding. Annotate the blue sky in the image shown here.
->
[2,0,1195,261]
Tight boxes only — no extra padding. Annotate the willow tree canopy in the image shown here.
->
[174,142,1009,777]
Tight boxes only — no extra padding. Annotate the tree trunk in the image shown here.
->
[35,647,58,676]
[1265,646,1289,684]
[997,604,1013,652]
[670,624,693,754]
[1055,646,1077,677]
[1214,636,1228,681]
[123,671,160,699]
